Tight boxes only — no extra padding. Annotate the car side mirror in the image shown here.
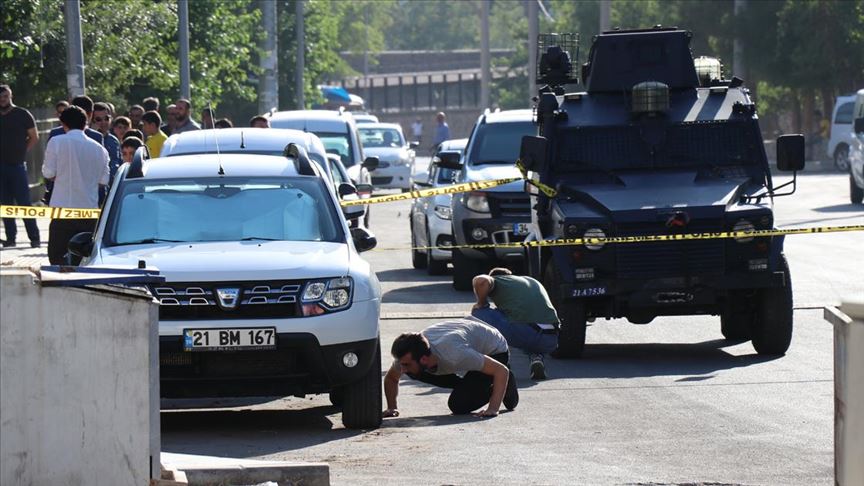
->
[338,182,357,198]
[350,227,377,252]
[362,156,379,171]
[355,183,374,197]
[435,151,463,170]
[854,117,864,134]
[68,232,94,258]
[409,141,420,149]
[519,135,548,172]
[776,134,805,172]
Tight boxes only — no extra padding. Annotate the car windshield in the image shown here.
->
[314,132,355,167]
[105,176,343,246]
[359,128,403,148]
[467,121,535,165]
[552,122,762,172]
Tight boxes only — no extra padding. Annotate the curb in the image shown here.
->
[161,454,329,486]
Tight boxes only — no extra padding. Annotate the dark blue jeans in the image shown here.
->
[0,162,40,243]
[472,307,558,354]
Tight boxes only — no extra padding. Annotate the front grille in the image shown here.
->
[615,221,725,278]
[488,192,531,218]
[161,348,303,379]
[371,176,393,185]
[150,281,302,320]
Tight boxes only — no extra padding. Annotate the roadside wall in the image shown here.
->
[0,269,160,485]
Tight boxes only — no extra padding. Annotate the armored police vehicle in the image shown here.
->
[519,28,805,358]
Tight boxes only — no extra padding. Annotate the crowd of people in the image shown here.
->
[0,85,272,257]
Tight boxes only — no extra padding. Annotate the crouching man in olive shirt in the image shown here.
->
[383,318,519,418]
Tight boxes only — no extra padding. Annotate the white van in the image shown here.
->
[827,94,857,170]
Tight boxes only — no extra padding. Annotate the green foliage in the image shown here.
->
[387,0,479,50]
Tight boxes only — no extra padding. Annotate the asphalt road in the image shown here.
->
[159,169,861,485]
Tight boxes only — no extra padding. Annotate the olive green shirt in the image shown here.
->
[490,274,559,324]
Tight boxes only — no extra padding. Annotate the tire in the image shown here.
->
[329,387,344,407]
[851,174,864,204]
[720,297,754,341]
[544,261,587,359]
[411,225,427,269]
[750,255,793,356]
[342,341,382,430]
[452,249,481,291]
[426,227,448,275]
[834,145,850,172]
[364,205,371,228]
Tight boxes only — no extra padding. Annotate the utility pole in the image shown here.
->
[64,0,86,97]
[733,0,746,79]
[527,0,538,105]
[178,0,191,99]
[599,0,611,32]
[258,0,278,114]
[296,0,305,110]
[480,0,490,110]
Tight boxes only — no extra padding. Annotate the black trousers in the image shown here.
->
[408,351,515,414]
[48,218,95,265]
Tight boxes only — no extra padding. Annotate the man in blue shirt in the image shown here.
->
[91,102,121,184]
[432,112,450,147]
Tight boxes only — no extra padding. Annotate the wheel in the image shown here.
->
[329,387,344,407]
[834,145,850,172]
[426,227,448,275]
[750,255,793,355]
[342,342,382,429]
[851,174,864,204]
[544,261,586,359]
[452,249,481,291]
[720,295,754,341]
[411,225,426,269]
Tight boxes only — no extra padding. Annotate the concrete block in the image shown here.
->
[162,453,329,486]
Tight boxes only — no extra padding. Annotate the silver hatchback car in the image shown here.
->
[409,138,467,275]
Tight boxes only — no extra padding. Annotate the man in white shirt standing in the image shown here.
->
[42,105,110,265]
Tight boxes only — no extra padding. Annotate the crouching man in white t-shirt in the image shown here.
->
[383,317,519,418]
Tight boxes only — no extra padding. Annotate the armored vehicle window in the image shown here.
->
[468,121,535,165]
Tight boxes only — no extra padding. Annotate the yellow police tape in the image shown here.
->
[338,177,522,207]
[1,205,101,220]
[373,224,864,251]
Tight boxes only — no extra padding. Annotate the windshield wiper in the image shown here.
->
[239,236,280,241]
[114,238,184,246]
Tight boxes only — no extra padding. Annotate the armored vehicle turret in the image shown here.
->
[520,27,805,358]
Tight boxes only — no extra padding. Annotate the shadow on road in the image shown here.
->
[811,203,863,213]
[383,412,502,428]
[547,339,778,380]
[383,283,474,304]
[375,268,450,282]
[161,405,362,457]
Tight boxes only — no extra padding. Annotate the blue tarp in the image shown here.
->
[320,86,352,102]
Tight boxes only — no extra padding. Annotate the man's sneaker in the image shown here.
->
[503,370,519,410]
[30,240,41,248]
[529,354,547,380]
[1,239,16,248]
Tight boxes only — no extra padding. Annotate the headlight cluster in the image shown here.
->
[583,228,607,251]
[301,277,353,316]
[732,219,755,243]
[464,192,490,213]
[434,205,452,220]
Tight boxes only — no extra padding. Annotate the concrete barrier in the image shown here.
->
[0,268,160,485]
[824,301,864,486]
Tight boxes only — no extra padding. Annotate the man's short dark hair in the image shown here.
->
[60,105,87,130]
[121,137,144,150]
[124,129,144,141]
[201,107,214,117]
[214,118,233,129]
[391,333,431,361]
[112,116,131,128]
[488,267,512,277]
[249,115,269,127]
[71,95,94,114]
[142,110,162,126]
[55,100,69,110]
[176,98,191,110]
[142,97,160,112]
[0,85,10,95]
[129,104,144,114]
[93,102,110,113]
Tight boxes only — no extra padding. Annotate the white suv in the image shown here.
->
[72,147,383,429]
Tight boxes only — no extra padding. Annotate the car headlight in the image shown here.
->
[393,157,408,166]
[583,227,606,250]
[434,205,452,220]
[733,219,755,243]
[302,277,353,314]
[464,192,490,213]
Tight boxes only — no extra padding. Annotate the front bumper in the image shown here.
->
[559,271,786,317]
[457,218,528,261]
[159,334,379,398]
[427,212,453,261]
[370,164,412,189]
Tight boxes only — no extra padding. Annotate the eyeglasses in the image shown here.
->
[93,117,110,122]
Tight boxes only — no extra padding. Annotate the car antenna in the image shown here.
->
[240,130,245,149]
[208,101,225,176]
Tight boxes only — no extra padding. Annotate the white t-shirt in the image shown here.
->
[42,129,109,209]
